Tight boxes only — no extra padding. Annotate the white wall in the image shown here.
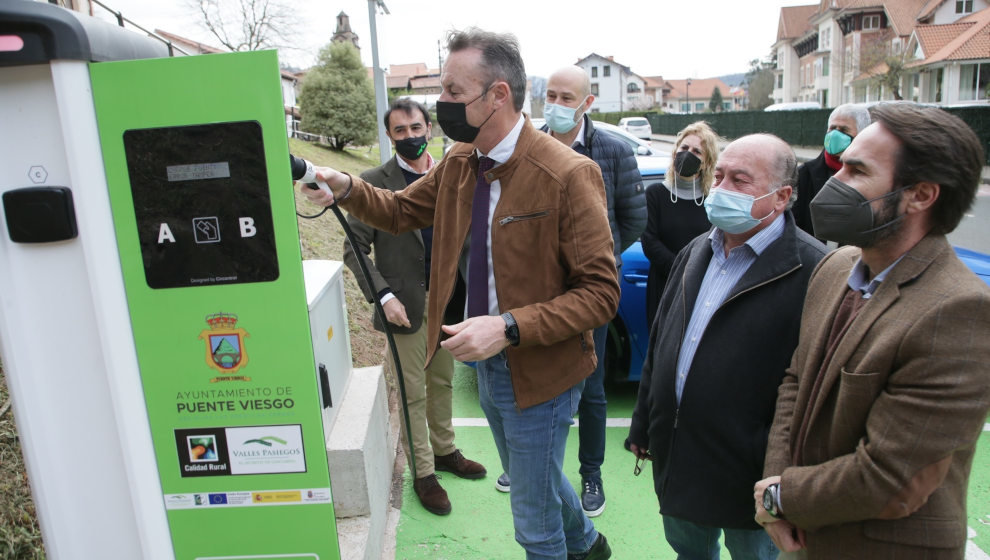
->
[579,55,625,112]
[931,0,990,24]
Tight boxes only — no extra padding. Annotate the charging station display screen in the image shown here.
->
[123,121,278,289]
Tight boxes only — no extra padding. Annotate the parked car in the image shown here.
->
[617,117,653,140]
[529,117,668,384]
[529,118,670,177]
[763,101,822,111]
[607,240,990,383]
[593,120,670,174]
[588,123,667,386]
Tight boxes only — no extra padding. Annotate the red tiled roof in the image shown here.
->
[911,7,990,64]
[778,4,819,41]
[154,29,225,54]
[916,0,945,21]
[389,63,428,76]
[833,0,928,36]
[882,0,929,36]
[914,21,973,56]
[665,78,733,100]
[642,75,667,89]
[386,75,409,89]
[409,76,441,89]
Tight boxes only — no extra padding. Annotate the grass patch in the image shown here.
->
[0,359,45,560]
[0,138,395,558]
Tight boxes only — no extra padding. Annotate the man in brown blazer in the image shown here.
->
[754,103,990,559]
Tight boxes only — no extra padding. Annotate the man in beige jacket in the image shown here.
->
[755,103,990,559]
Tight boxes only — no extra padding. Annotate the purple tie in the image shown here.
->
[468,156,496,317]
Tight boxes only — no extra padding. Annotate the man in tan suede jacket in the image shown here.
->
[754,103,990,559]
[301,27,617,560]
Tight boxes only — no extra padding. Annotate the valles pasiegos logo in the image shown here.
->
[243,436,288,447]
[198,312,250,380]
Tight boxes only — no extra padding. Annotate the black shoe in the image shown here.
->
[495,472,510,493]
[568,533,611,560]
[581,477,606,517]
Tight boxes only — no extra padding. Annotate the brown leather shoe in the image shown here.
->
[413,474,451,515]
[434,449,487,480]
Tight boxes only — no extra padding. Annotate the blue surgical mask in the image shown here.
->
[704,187,778,234]
[824,129,853,156]
[543,98,587,134]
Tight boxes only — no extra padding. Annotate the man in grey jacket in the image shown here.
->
[343,99,485,517]
[628,134,826,559]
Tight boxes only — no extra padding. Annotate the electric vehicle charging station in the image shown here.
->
[0,2,343,558]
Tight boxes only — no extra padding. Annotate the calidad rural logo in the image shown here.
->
[198,312,251,381]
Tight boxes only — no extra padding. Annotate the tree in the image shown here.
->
[857,30,908,100]
[745,55,776,111]
[299,42,377,151]
[529,76,547,117]
[188,0,296,52]
[709,86,724,113]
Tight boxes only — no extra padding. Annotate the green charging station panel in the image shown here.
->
[90,50,340,559]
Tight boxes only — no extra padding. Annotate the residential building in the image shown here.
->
[154,30,300,137]
[642,76,670,109]
[384,62,443,108]
[911,5,990,105]
[575,53,652,112]
[772,0,990,107]
[663,78,739,113]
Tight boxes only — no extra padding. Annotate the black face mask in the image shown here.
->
[810,176,909,247]
[674,150,702,177]
[436,87,495,143]
[394,135,428,160]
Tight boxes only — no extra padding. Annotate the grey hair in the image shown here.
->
[446,27,527,112]
[828,103,872,135]
[753,133,799,208]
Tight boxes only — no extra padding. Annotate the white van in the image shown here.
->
[764,101,822,111]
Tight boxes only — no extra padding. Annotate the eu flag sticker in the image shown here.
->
[208,493,228,505]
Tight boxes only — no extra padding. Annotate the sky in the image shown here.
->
[92,0,800,80]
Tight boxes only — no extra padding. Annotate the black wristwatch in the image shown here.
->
[763,483,783,519]
[501,312,519,346]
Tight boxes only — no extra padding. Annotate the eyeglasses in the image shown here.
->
[634,455,649,476]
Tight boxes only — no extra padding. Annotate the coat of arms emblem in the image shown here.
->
[199,312,250,376]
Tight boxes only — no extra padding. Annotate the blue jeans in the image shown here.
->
[477,351,598,559]
[663,515,779,560]
[578,324,608,481]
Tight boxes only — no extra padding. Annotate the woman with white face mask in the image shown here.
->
[641,121,721,325]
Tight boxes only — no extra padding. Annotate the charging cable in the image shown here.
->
[290,154,418,481]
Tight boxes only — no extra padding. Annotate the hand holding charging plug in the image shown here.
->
[292,156,351,206]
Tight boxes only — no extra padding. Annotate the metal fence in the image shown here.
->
[598,106,990,164]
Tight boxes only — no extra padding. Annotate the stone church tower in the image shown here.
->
[331,12,360,51]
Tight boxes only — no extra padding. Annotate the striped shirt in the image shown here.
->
[674,214,786,403]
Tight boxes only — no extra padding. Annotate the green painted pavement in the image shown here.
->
[394,363,990,559]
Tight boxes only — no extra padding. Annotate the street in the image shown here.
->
[951,185,990,254]
[390,363,990,559]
